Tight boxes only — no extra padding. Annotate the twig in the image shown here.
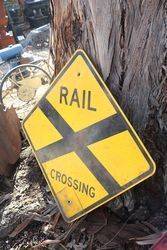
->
[9,214,35,238]
[62,215,87,242]
[141,221,159,233]
[33,215,87,248]
[0,193,12,205]
[88,234,94,250]
[59,243,68,249]
[99,214,134,250]
[52,212,61,229]
[33,239,60,249]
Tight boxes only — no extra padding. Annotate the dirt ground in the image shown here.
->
[0,122,166,249]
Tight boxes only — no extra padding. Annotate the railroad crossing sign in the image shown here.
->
[23,50,156,222]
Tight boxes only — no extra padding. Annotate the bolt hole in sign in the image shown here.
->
[23,50,155,222]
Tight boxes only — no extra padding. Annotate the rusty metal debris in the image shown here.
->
[0,1,15,49]
[0,106,21,176]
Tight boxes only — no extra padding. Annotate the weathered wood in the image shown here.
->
[50,0,166,212]
[0,107,21,176]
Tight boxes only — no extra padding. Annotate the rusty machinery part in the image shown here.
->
[4,0,28,38]
[24,0,50,29]
[0,0,15,49]
[0,63,52,109]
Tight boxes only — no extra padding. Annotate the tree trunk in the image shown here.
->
[50,0,166,215]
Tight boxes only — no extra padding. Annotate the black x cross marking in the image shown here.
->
[37,98,128,195]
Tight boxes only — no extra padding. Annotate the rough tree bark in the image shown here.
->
[50,0,166,216]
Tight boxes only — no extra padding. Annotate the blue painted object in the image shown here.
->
[0,44,23,61]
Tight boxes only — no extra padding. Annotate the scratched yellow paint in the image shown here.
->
[23,49,156,222]
[46,55,116,132]
[88,131,149,186]
[43,151,108,217]
[24,107,62,150]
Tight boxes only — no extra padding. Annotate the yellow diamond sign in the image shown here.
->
[23,50,156,222]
